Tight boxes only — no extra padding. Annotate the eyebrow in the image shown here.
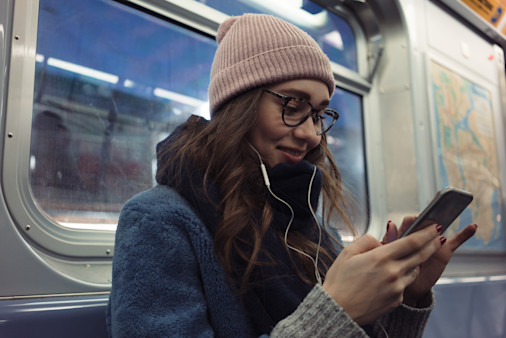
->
[277,88,330,107]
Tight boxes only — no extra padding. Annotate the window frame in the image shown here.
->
[4,0,114,258]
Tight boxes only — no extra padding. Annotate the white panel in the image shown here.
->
[426,1,497,85]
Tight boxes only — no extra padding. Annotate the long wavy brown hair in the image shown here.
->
[156,87,357,294]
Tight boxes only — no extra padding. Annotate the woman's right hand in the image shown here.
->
[322,224,444,325]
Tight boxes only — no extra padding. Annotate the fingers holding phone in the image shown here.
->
[382,223,445,262]
[374,188,476,308]
[322,225,444,325]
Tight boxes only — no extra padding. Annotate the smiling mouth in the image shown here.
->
[278,146,303,158]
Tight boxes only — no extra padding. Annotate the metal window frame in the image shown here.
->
[3,0,115,258]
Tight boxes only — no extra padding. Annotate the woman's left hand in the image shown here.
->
[383,217,477,306]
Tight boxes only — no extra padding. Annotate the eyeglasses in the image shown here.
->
[263,89,339,135]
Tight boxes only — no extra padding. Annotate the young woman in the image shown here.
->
[107,13,477,337]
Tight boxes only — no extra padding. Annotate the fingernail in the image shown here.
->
[440,237,447,245]
[436,224,443,233]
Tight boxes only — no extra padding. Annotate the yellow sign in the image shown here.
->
[462,0,506,27]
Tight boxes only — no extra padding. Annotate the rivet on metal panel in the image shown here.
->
[14,35,20,40]
[7,132,13,138]
[106,249,111,255]
[25,225,31,231]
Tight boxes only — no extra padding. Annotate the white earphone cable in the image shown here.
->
[249,143,323,285]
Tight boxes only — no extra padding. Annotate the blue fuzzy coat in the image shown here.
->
[107,185,257,337]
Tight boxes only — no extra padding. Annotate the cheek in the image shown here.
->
[247,122,286,163]
[247,122,269,152]
[308,136,322,151]
[250,114,285,143]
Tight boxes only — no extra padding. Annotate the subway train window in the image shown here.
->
[327,88,367,236]
[30,0,216,230]
[28,0,368,235]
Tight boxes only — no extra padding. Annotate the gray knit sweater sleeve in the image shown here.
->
[270,284,368,337]
[373,291,434,338]
[270,284,433,338]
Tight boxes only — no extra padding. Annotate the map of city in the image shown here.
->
[431,61,505,252]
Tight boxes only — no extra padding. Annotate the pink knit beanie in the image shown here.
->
[209,14,335,115]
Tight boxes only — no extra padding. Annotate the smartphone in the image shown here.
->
[401,187,473,238]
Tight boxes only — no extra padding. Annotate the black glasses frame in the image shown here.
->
[263,89,339,135]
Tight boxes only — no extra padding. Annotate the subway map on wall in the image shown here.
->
[431,60,505,252]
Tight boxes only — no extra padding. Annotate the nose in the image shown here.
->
[292,117,321,145]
